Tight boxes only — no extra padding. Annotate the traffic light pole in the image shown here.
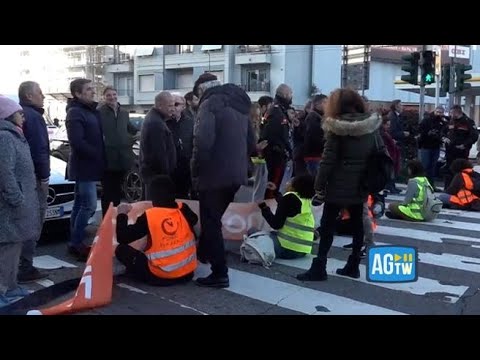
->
[448,45,457,108]
[419,46,427,118]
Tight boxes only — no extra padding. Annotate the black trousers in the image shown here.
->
[172,161,192,200]
[317,202,364,257]
[198,186,239,277]
[102,170,126,216]
[115,244,194,286]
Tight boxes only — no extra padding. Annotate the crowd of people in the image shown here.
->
[2,71,480,308]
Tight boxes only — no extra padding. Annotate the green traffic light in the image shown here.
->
[425,74,433,83]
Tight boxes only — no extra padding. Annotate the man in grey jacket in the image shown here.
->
[191,73,256,288]
[139,91,176,200]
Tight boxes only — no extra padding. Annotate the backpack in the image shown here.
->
[364,131,395,193]
[422,182,443,221]
[240,231,276,268]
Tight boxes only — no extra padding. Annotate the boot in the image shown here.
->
[296,256,327,281]
[336,254,361,279]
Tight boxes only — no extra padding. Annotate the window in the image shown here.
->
[20,50,30,57]
[115,75,134,97]
[176,69,194,89]
[139,74,155,92]
[244,68,270,92]
[201,45,223,51]
[178,45,193,54]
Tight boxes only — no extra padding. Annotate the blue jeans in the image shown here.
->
[419,148,440,187]
[305,159,320,177]
[70,181,98,247]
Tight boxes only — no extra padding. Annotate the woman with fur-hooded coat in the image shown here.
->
[297,88,382,282]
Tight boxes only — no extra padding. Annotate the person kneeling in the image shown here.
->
[438,159,480,211]
[258,175,316,259]
[385,160,435,222]
[115,175,198,286]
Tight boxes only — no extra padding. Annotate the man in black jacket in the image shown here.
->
[260,84,294,199]
[139,91,176,200]
[66,79,107,261]
[304,94,327,176]
[191,73,256,288]
[444,105,479,188]
[98,86,137,215]
[17,81,49,282]
[418,106,449,189]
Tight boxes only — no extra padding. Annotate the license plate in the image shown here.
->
[46,206,64,219]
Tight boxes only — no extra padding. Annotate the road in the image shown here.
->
[19,184,480,315]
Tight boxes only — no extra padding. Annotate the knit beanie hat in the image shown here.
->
[0,95,22,120]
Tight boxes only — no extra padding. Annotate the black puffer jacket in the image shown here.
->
[304,109,324,158]
[191,84,256,191]
[315,113,382,205]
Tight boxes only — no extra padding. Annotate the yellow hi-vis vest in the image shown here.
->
[277,192,315,254]
[398,177,428,221]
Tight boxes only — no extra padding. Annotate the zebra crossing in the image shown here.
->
[29,189,480,315]
[190,197,480,315]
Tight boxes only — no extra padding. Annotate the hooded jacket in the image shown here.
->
[191,83,256,191]
[315,113,382,205]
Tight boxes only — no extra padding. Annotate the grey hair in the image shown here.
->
[199,80,222,94]
[155,91,173,106]
[18,81,39,103]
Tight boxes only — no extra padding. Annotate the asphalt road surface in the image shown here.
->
[19,184,480,315]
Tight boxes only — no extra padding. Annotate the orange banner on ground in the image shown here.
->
[27,206,115,315]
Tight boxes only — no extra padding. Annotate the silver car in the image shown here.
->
[45,155,75,222]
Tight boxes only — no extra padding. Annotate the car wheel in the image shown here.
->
[123,167,144,203]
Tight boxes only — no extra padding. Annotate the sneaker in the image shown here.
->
[195,273,229,288]
[5,286,32,298]
[342,243,353,250]
[360,248,367,258]
[18,267,48,284]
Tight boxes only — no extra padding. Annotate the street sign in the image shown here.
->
[448,45,470,59]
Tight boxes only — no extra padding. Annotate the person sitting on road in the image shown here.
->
[338,193,385,257]
[115,175,198,286]
[385,160,432,221]
[438,159,480,211]
[257,175,316,259]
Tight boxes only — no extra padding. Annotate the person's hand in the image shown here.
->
[403,131,410,137]
[117,203,132,215]
[312,191,325,206]
[257,140,268,152]
[443,137,451,145]
[292,118,300,127]
[258,202,268,210]
[456,144,466,150]
[266,182,277,191]
[39,179,49,194]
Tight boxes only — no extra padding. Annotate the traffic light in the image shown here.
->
[401,51,420,85]
[441,64,451,94]
[421,50,435,85]
[455,64,473,91]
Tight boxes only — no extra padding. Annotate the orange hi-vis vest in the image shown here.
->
[450,169,480,206]
[340,195,377,231]
[144,203,197,279]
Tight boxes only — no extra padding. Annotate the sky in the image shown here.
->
[0,45,159,96]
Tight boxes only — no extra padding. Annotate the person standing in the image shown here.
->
[17,81,49,282]
[98,86,137,215]
[0,96,41,307]
[303,94,328,177]
[66,79,106,262]
[139,91,177,200]
[297,89,381,282]
[191,73,256,288]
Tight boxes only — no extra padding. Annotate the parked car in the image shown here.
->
[45,155,75,222]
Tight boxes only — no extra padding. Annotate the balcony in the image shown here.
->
[165,52,224,69]
[239,81,271,102]
[235,46,272,65]
[105,61,133,73]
